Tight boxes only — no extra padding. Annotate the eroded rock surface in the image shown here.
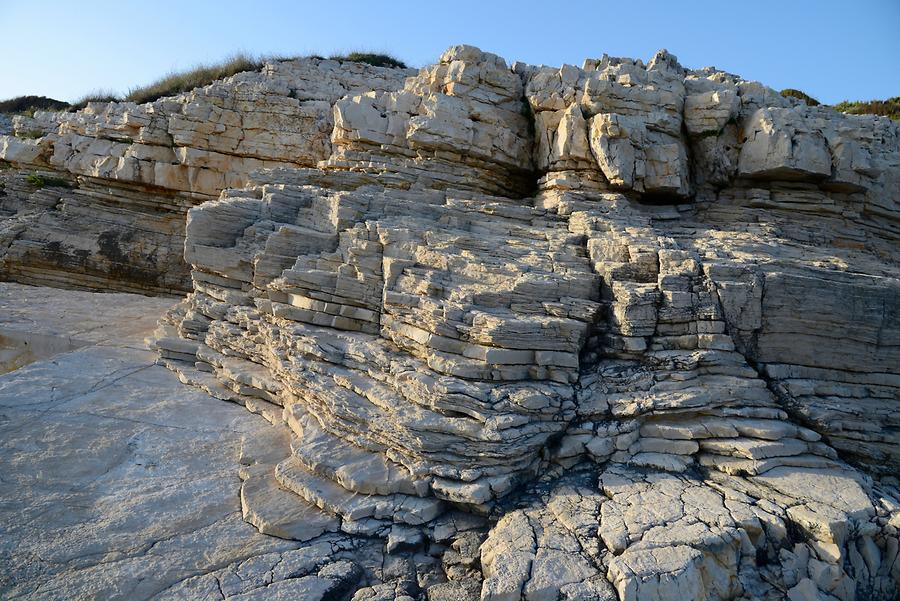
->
[3,44,899,600]
[0,59,412,293]
[0,283,455,600]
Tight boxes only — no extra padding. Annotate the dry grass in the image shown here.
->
[124,51,407,104]
[4,50,408,114]
[70,90,121,110]
[124,53,266,105]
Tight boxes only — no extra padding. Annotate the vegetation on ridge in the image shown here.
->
[779,88,820,106]
[0,50,408,114]
[328,52,407,69]
[0,95,70,116]
[123,51,407,104]
[70,90,121,111]
[123,53,266,105]
[832,97,900,121]
[778,88,899,120]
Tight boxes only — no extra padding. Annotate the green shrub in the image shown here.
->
[17,130,45,139]
[25,173,70,189]
[0,95,70,116]
[832,97,900,121]
[780,88,820,106]
[328,52,407,69]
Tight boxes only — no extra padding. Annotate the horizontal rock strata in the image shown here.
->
[0,58,412,293]
[3,44,899,600]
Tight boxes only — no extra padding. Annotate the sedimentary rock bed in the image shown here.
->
[0,59,412,293]
[0,283,450,600]
[2,45,899,600]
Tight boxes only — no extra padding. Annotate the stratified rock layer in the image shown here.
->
[0,58,412,293]
[2,45,899,601]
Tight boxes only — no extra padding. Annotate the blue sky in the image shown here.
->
[1,0,897,105]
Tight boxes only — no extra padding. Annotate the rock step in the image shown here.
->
[159,357,248,403]
[155,335,200,357]
[699,437,837,461]
[274,456,444,527]
[626,451,693,472]
[240,463,340,541]
[641,416,821,442]
[289,410,429,498]
[218,375,281,404]
[697,453,844,476]
[245,397,284,425]
[196,344,283,402]
[158,349,198,363]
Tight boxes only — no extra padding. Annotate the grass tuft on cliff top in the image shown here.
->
[0,48,408,117]
[0,51,409,115]
[120,50,407,105]
[328,52,407,69]
[779,88,820,106]
[70,90,121,111]
[124,53,265,105]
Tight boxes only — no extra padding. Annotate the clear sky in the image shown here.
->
[1,0,898,105]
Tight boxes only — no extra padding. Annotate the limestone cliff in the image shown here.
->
[0,58,413,292]
[1,45,898,601]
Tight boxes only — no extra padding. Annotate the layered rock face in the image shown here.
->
[0,59,413,292]
[4,45,899,600]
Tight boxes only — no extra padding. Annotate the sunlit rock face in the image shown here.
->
[0,59,413,293]
[3,44,899,601]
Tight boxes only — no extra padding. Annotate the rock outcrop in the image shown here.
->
[0,59,413,293]
[2,45,899,601]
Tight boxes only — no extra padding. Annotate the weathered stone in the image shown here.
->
[3,42,899,601]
